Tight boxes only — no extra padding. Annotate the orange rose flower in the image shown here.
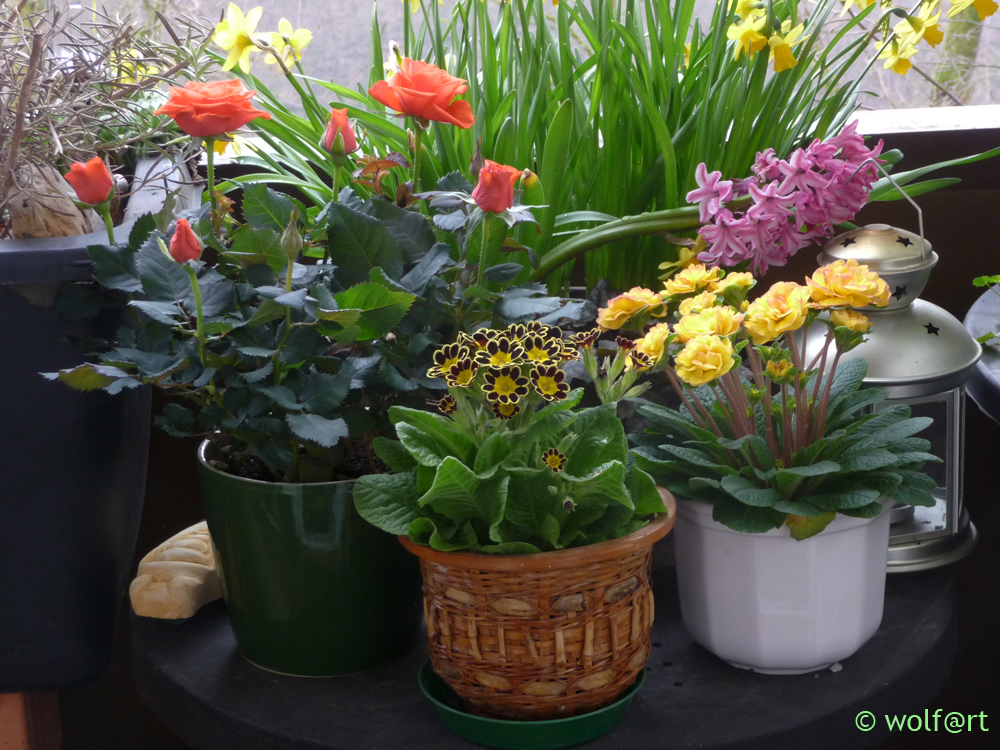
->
[368,58,474,129]
[169,219,202,263]
[65,157,113,205]
[471,160,522,213]
[324,108,358,154]
[155,80,271,138]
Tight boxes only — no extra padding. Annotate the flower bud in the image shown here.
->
[65,156,114,206]
[281,211,303,261]
[518,169,545,208]
[169,219,202,263]
[322,108,358,169]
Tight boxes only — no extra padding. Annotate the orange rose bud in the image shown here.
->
[324,108,358,154]
[368,58,474,129]
[65,157,114,206]
[154,80,271,139]
[170,219,202,263]
[471,160,522,214]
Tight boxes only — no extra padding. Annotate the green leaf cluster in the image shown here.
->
[632,359,940,540]
[355,400,667,553]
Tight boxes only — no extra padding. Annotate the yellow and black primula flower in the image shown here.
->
[430,395,458,415]
[556,340,581,361]
[616,336,636,351]
[474,336,524,367]
[545,325,564,340]
[570,328,601,349]
[445,358,478,388]
[491,401,520,420]
[482,365,529,405]
[522,335,561,364]
[530,364,570,402]
[524,320,549,337]
[505,323,528,343]
[458,329,494,351]
[541,448,567,473]
[427,342,470,378]
[628,350,655,372]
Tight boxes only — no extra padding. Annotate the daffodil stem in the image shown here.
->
[205,139,217,217]
[412,126,423,194]
[185,265,207,367]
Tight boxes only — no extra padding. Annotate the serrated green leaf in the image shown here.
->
[285,413,349,447]
[334,283,415,340]
[243,184,295,231]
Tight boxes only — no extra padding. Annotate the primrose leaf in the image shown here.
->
[354,471,422,535]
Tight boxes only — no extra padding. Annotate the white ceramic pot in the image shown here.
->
[674,499,892,674]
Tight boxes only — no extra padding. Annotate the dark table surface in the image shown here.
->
[964,289,1000,424]
[131,546,957,750]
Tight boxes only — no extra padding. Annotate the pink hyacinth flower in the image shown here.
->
[687,163,734,223]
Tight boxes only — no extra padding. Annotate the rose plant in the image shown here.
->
[354,323,668,553]
[604,262,940,540]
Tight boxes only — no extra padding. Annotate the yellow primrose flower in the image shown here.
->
[596,287,667,331]
[727,15,767,61]
[266,19,313,67]
[840,0,877,15]
[830,308,873,333]
[213,4,264,74]
[768,22,806,73]
[678,291,719,316]
[674,334,736,387]
[743,281,812,345]
[632,323,672,367]
[663,263,722,296]
[709,271,755,294]
[879,38,917,76]
[807,259,891,309]
[948,0,998,20]
[675,306,744,343]
[765,359,794,380]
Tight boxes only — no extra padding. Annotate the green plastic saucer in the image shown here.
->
[418,661,645,750]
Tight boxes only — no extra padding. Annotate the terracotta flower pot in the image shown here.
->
[400,495,676,720]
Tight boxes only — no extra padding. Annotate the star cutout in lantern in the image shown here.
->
[924,322,940,336]
[897,236,913,247]
[842,237,857,247]
[893,286,907,301]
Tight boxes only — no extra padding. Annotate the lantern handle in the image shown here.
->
[847,158,926,261]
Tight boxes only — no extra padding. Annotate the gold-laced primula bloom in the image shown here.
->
[629,350,655,372]
[483,366,529,405]
[570,328,601,349]
[445,358,478,388]
[530,365,570,402]
[430,395,458,415]
[522,335,561,363]
[541,448,567,473]
[524,320,550,337]
[505,323,528,343]
[491,401,520,420]
[616,336,636,351]
[428,342,470,377]
[556,341,581,361]
[474,336,524,367]
[458,329,494,350]
[545,325,564,340]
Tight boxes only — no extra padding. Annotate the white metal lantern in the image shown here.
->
[804,223,981,572]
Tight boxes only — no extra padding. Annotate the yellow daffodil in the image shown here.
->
[213,4,264,74]
[111,48,158,86]
[266,19,313,68]
[659,238,704,279]
[947,0,998,20]
[683,42,692,68]
[212,133,248,157]
[768,22,807,73]
[727,15,768,61]
[840,0,877,15]
[895,5,944,48]
[735,0,763,21]
[403,0,445,12]
[879,38,917,75]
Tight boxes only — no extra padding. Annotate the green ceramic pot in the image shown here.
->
[419,661,645,750]
[197,441,423,676]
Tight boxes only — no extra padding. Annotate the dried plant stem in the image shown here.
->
[4,32,42,196]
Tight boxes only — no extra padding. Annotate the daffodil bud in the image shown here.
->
[281,210,303,262]
[518,169,545,208]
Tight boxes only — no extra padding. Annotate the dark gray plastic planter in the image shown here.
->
[0,159,192,691]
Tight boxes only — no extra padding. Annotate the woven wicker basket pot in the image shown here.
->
[399,496,676,720]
